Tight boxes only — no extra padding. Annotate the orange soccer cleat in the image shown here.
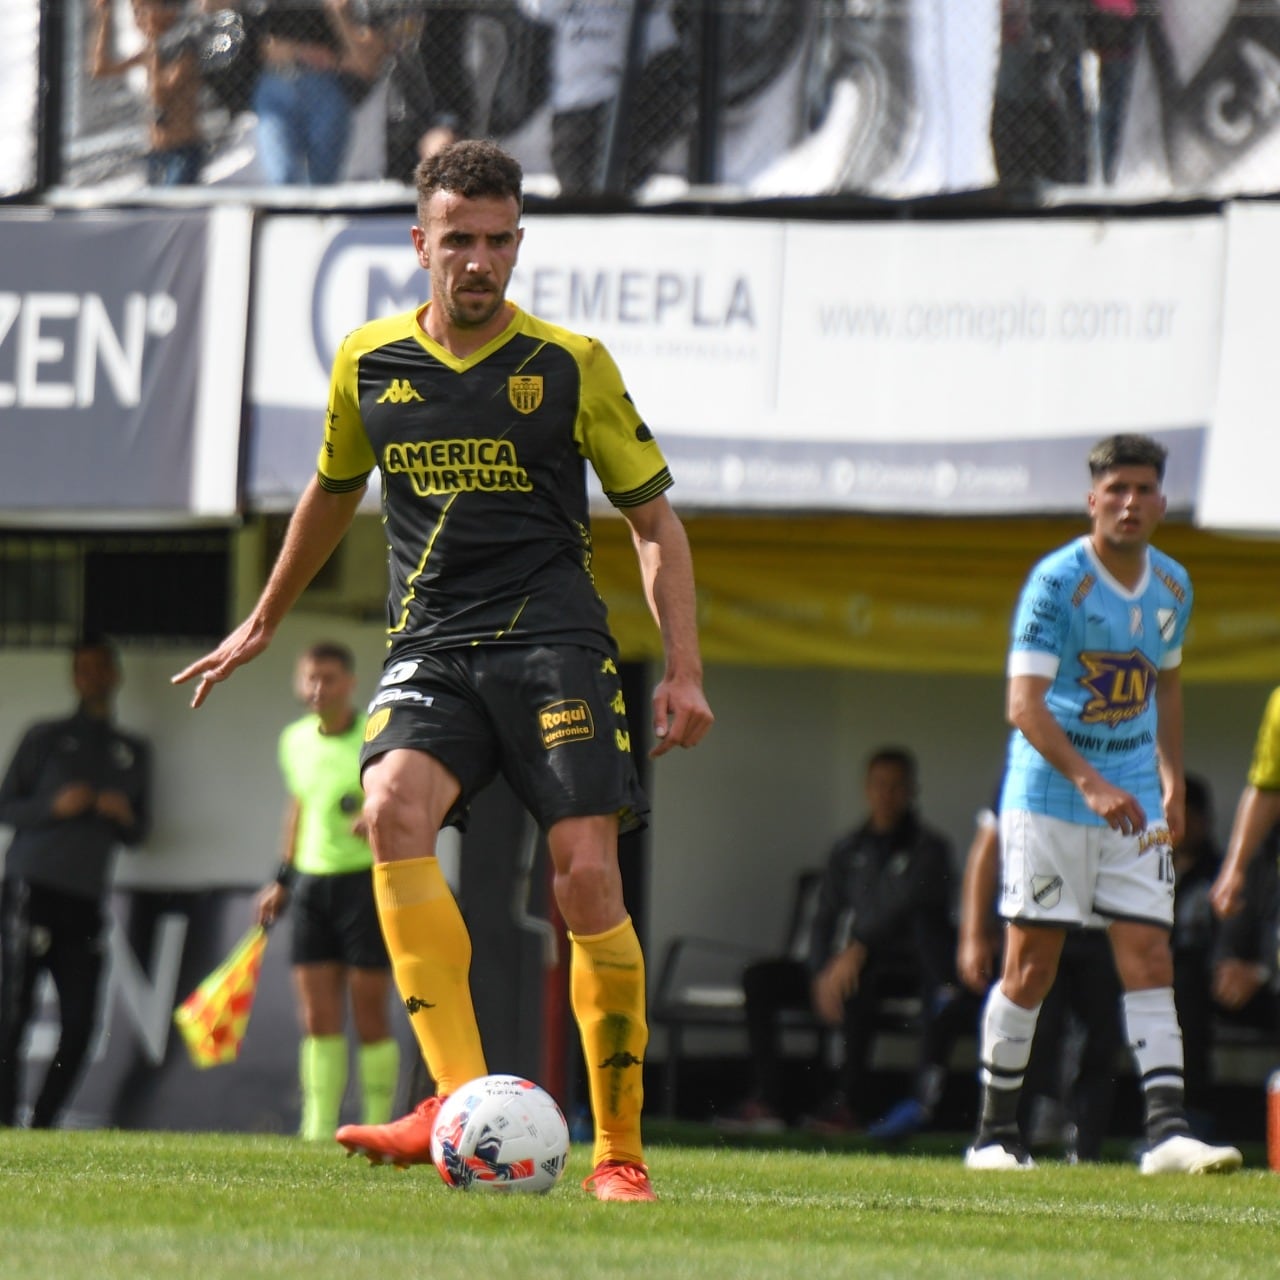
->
[582,1159,658,1202]
[336,1095,443,1169]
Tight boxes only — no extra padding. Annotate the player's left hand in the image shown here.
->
[649,673,713,758]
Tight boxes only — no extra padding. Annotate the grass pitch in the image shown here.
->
[1,1128,1277,1280]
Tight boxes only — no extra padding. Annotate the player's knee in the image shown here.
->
[1003,955,1058,1006]
[555,857,623,930]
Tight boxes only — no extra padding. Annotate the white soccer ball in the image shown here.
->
[430,1074,570,1193]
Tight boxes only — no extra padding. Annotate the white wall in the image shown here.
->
[0,635,1272,965]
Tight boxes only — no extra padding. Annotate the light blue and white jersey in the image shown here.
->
[1001,536,1192,826]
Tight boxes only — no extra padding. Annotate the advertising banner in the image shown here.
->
[246,212,784,510]
[1198,201,1280,535]
[0,206,250,519]
[249,210,1218,514]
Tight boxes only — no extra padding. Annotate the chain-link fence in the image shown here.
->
[46,0,1280,201]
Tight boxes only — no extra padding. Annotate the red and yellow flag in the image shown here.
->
[172,926,268,1069]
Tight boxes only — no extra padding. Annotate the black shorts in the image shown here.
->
[359,645,650,835]
[290,868,390,970]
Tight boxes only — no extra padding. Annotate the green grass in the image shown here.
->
[1,1129,1278,1280]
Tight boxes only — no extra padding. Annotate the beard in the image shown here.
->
[442,285,505,330]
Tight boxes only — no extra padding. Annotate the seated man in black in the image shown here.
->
[719,746,954,1132]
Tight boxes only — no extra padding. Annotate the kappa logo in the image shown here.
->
[508,375,543,414]
[377,378,424,404]
[404,996,435,1014]
[1031,875,1063,909]
[599,1051,643,1070]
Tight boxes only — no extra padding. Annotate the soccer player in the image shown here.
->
[966,434,1242,1174]
[1209,687,1280,923]
[254,642,399,1142]
[173,139,713,1202]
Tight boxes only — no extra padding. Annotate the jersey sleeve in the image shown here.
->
[1247,686,1280,791]
[1006,564,1070,680]
[573,338,673,509]
[1161,568,1192,670]
[317,332,377,493]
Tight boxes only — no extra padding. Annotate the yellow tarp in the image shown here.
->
[589,514,1280,682]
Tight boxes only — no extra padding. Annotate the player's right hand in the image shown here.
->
[171,615,273,708]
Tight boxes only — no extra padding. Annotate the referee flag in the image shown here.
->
[173,926,268,1068]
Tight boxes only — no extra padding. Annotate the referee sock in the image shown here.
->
[299,1034,347,1141]
[357,1037,400,1125]
[373,856,487,1098]
[570,916,647,1169]
[974,986,1040,1149]
[1123,986,1191,1145]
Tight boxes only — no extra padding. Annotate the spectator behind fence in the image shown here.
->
[515,0,692,195]
[718,747,954,1134]
[991,0,1139,191]
[0,639,151,1128]
[252,642,399,1142]
[250,0,389,185]
[381,6,466,183]
[1173,773,1280,1135]
[89,0,205,186]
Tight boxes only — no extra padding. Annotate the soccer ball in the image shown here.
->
[430,1074,570,1193]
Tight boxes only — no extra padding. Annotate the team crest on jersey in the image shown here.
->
[1078,649,1158,726]
[508,375,543,414]
[365,708,391,741]
[1157,608,1177,642]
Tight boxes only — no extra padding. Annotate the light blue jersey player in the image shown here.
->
[1001,536,1191,829]
[967,434,1241,1178]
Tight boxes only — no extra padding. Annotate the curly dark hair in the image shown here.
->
[414,140,524,218]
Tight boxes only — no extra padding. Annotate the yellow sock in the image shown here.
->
[570,915,647,1167]
[373,856,486,1097]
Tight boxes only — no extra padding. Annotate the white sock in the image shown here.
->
[978,985,1041,1090]
[1122,986,1184,1089]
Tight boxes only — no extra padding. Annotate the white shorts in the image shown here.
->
[998,809,1175,929]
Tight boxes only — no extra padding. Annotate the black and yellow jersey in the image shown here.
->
[318,301,673,656]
